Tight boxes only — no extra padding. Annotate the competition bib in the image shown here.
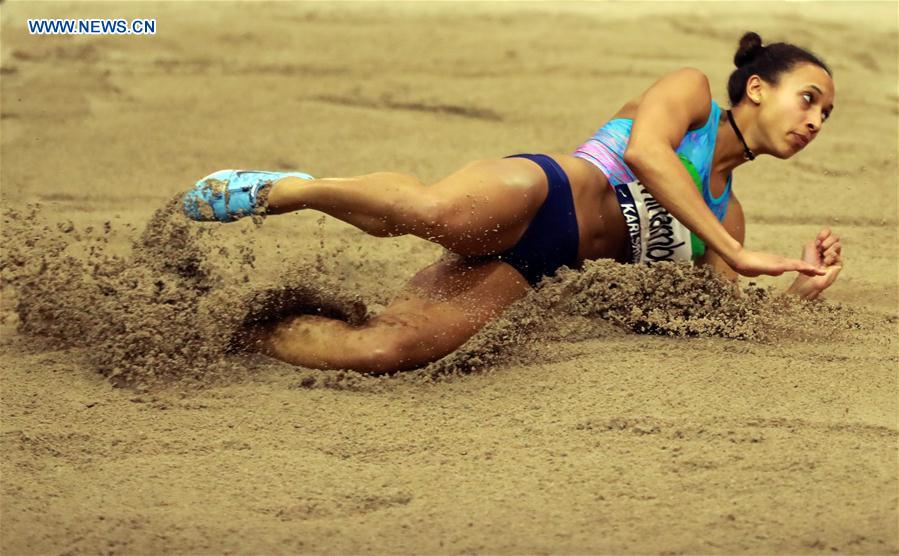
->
[614,154,708,265]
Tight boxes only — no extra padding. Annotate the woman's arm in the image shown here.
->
[624,68,823,278]
[695,194,744,283]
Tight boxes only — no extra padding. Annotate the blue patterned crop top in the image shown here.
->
[574,99,732,222]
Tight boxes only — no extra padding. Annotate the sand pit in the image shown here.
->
[2,2,897,554]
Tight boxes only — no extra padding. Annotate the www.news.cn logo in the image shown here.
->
[27,19,156,35]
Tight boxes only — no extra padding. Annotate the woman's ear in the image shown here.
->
[745,74,764,105]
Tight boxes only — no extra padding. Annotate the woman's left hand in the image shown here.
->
[790,227,843,299]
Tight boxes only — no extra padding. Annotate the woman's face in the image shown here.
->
[752,63,836,159]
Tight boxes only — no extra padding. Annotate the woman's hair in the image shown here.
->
[726,31,832,107]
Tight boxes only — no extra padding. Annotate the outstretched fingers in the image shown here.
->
[790,257,827,277]
[733,249,827,277]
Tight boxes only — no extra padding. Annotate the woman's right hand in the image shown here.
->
[728,247,827,278]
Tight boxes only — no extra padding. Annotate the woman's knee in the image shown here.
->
[357,345,409,375]
[349,322,444,375]
[349,337,412,375]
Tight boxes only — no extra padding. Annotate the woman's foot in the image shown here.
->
[182,170,314,222]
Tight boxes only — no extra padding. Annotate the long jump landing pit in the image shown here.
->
[1,2,897,554]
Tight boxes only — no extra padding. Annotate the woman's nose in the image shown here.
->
[807,110,824,131]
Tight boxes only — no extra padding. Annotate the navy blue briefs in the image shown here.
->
[492,153,580,286]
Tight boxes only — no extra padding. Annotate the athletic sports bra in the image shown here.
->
[573,99,732,222]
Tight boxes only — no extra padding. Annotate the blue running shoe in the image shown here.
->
[182,169,314,222]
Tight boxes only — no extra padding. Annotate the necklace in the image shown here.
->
[726,109,756,161]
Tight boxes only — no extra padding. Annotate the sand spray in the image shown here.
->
[1,200,863,389]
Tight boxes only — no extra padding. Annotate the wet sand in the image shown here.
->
[2,2,897,554]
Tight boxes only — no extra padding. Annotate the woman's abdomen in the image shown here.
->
[552,154,630,263]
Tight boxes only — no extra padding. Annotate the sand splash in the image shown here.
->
[1,200,863,389]
[0,199,365,388]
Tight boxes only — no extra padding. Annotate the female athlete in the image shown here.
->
[182,32,843,374]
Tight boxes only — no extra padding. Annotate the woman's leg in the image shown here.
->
[265,158,549,256]
[250,254,531,374]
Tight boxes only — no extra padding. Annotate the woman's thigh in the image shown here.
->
[365,252,532,370]
[426,158,550,256]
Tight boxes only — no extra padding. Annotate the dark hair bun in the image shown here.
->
[734,32,764,67]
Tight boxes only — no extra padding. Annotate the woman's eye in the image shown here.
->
[802,92,813,104]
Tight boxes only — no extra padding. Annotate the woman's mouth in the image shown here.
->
[790,132,810,149]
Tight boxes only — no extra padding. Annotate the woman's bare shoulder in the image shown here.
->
[609,67,712,130]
